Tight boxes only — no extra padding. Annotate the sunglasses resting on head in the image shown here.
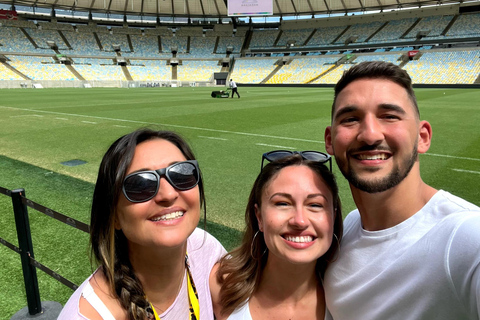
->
[261,150,332,172]
[122,160,200,203]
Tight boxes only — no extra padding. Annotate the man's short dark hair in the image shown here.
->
[331,61,419,119]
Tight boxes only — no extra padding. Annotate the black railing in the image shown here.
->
[0,186,89,318]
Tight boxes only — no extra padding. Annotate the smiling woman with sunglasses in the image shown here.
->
[210,151,343,320]
[59,128,226,320]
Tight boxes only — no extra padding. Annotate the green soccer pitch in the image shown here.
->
[1,86,479,318]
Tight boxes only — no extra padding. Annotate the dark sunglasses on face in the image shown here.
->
[122,160,200,203]
[261,150,332,172]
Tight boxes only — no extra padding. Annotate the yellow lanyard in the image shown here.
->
[150,254,200,320]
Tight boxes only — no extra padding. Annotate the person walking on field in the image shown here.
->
[229,79,240,98]
[323,60,480,320]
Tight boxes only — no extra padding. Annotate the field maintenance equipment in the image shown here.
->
[211,88,231,98]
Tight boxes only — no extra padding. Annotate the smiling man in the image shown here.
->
[323,61,480,320]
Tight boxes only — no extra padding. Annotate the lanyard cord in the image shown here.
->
[150,253,200,320]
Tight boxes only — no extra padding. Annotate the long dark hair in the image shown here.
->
[216,154,343,315]
[89,128,205,320]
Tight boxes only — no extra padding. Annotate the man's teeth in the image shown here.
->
[151,211,184,221]
[285,236,313,243]
[357,154,388,160]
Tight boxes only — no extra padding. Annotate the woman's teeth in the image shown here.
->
[285,235,313,243]
[151,211,184,221]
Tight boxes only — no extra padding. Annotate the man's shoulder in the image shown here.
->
[434,190,479,212]
[344,209,361,227]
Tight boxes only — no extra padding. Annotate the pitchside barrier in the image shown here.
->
[0,80,216,89]
[0,186,90,320]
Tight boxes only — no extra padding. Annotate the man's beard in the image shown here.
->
[337,143,418,194]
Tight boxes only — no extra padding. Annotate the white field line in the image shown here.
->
[256,143,295,149]
[2,106,480,163]
[452,169,480,174]
[55,117,69,120]
[113,125,130,128]
[10,114,44,118]
[424,153,480,162]
[0,106,322,144]
[198,135,228,141]
[81,121,97,124]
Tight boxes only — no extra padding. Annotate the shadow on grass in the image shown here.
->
[200,219,243,251]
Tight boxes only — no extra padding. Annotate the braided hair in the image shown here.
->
[90,128,206,319]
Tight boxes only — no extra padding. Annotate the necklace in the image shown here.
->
[149,253,200,320]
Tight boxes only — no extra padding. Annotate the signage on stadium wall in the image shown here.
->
[408,50,419,58]
[0,9,18,20]
[228,0,273,16]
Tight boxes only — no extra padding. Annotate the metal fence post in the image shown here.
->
[11,188,42,315]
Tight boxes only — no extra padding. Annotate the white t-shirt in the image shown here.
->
[324,190,480,320]
[58,228,226,319]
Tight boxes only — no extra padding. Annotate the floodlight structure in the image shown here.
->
[286,40,296,49]
[57,55,70,64]
[345,36,358,45]
[116,56,127,66]
[276,57,291,66]
[46,41,58,50]
[416,30,430,40]
[220,57,229,67]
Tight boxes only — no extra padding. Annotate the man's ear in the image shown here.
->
[325,126,334,156]
[254,204,263,232]
[417,120,432,154]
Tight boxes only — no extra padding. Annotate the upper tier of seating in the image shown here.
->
[2,12,480,57]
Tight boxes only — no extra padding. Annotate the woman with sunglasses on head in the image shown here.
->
[59,128,226,320]
[210,151,342,320]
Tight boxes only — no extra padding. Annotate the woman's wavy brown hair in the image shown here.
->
[215,154,343,316]
[89,128,205,320]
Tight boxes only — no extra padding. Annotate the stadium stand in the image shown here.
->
[447,12,480,37]
[177,60,220,81]
[404,15,454,40]
[1,2,479,87]
[277,28,314,47]
[128,35,161,58]
[404,49,480,84]
[369,17,417,43]
[230,58,278,83]
[249,29,280,49]
[127,59,170,81]
[335,21,384,44]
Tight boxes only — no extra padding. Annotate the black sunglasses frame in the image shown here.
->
[122,160,199,203]
[261,150,332,172]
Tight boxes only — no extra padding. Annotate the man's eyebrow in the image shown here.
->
[333,105,358,120]
[333,104,407,120]
[379,103,407,114]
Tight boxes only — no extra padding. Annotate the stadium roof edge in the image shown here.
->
[1,0,480,22]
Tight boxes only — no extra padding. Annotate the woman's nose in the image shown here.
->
[153,177,179,204]
[289,207,309,229]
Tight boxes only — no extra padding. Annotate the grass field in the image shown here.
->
[1,86,479,319]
